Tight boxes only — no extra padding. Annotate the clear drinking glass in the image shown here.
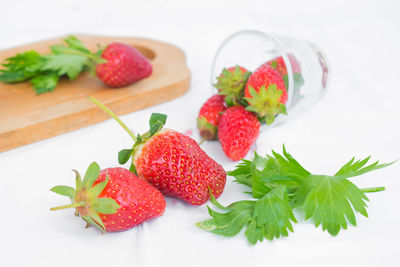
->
[211,29,330,127]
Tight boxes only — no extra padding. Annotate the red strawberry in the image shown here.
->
[87,96,227,205]
[197,94,227,140]
[51,163,165,233]
[218,106,260,161]
[266,53,301,76]
[96,43,152,88]
[134,129,226,204]
[244,64,287,125]
[214,65,251,106]
[266,53,304,93]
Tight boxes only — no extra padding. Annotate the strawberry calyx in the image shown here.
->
[86,96,167,173]
[245,84,287,125]
[119,113,167,172]
[50,162,120,233]
[196,116,217,141]
[214,65,251,106]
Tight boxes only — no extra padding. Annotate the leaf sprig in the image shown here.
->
[0,36,105,94]
[197,145,395,244]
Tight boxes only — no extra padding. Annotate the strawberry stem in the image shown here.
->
[50,201,85,211]
[87,96,137,142]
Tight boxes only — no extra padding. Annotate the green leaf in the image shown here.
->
[63,36,91,53]
[228,159,253,187]
[72,169,82,191]
[88,177,109,198]
[0,70,32,83]
[92,198,120,214]
[0,50,43,83]
[291,156,396,236]
[245,219,265,244]
[129,162,137,174]
[31,73,59,94]
[82,214,106,233]
[149,113,167,136]
[2,50,43,71]
[197,206,253,237]
[198,186,295,244]
[50,45,82,56]
[247,85,259,99]
[293,174,368,236]
[253,185,296,241]
[231,147,309,196]
[41,54,87,80]
[50,185,76,199]
[249,153,272,198]
[334,156,396,179]
[118,149,134,164]
[208,190,230,210]
[198,146,394,243]
[90,213,106,233]
[82,162,100,189]
[197,192,254,237]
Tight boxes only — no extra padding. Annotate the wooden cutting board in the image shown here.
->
[0,35,190,153]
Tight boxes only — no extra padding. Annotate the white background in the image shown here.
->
[0,0,399,266]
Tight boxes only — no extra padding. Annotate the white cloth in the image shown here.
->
[0,0,399,266]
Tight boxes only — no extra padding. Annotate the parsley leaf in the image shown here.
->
[1,50,43,71]
[42,54,87,80]
[293,156,395,236]
[293,175,367,236]
[198,145,395,244]
[197,185,296,244]
[0,70,32,83]
[0,36,103,94]
[31,73,59,94]
[0,51,44,83]
[62,36,91,54]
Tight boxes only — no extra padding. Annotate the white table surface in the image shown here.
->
[1,0,399,266]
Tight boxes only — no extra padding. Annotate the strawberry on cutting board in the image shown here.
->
[96,42,152,88]
[51,162,166,233]
[88,96,227,205]
[197,94,227,140]
[0,36,152,93]
[218,105,260,161]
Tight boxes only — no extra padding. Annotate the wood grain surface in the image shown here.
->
[0,35,191,152]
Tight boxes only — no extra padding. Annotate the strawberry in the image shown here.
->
[218,106,260,161]
[214,65,251,106]
[266,53,301,76]
[244,64,287,125]
[197,94,227,140]
[266,53,304,94]
[50,162,166,233]
[134,129,226,204]
[96,43,152,88]
[88,96,226,205]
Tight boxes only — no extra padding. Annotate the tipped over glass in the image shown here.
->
[211,29,330,127]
